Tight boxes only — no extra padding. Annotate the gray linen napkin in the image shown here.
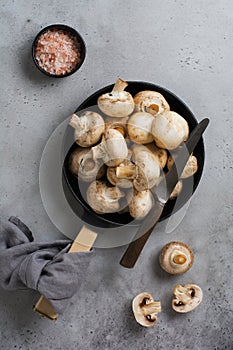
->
[0,216,93,313]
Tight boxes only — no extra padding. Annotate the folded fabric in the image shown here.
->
[0,216,93,313]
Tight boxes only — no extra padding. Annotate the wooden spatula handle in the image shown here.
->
[33,226,97,320]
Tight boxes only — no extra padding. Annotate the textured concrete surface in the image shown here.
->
[0,0,233,349]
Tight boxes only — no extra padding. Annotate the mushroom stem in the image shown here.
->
[92,140,106,160]
[173,285,192,304]
[112,78,128,93]
[142,301,162,316]
[116,164,137,179]
[69,113,83,130]
[171,250,187,265]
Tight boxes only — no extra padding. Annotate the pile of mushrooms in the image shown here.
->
[68,78,198,219]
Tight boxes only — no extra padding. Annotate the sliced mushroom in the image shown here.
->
[172,284,203,313]
[169,180,183,200]
[151,111,189,150]
[86,180,125,214]
[159,241,194,274]
[128,189,154,219]
[105,116,128,137]
[69,148,105,182]
[145,143,168,168]
[91,129,128,167]
[134,90,170,116]
[127,112,154,144]
[132,292,162,327]
[167,154,198,179]
[97,78,134,117]
[116,144,160,191]
[69,111,105,147]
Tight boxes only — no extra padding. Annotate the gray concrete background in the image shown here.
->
[0,0,233,349]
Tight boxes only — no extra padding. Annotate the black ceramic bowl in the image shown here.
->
[32,24,86,78]
[62,81,205,228]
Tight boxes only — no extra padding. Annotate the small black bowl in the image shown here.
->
[32,24,86,78]
[62,81,205,228]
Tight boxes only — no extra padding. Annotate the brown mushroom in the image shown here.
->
[69,111,105,147]
[172,284,203,313]
[134,90,170,116]
[132,292,162,327]
[159,241,194,274]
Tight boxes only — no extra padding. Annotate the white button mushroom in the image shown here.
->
[144,143,168,168]
[167,154,198,179]
[105,116,129,137]
[69,148,105,182]
[151,111,189,150]
[127,189,154,219]
[134,90,170,116]
[127,112,154,144]
[169,180,183,200]
[132,292,162,327]
[172,284,203,313]
[91,129,128,167]
[159,241,194,274]
[69,111,105,147]
[86,180,125,214]
[107,159,133,189]
[97,78,135,117]
[116,145,161,191]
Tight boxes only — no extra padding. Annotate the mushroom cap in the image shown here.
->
[131,144,161,191]
[169,180,183,200]
[132,292,162,327]
[97,79,134,117]
[86,180,125,214]
[172,284,203,313]
[151,111,189,150]
[128,189,154,219]
[127,112,154,144]
[145,143,168,168]
[69,111,105,147]
[167,154,198,179]
[134,90,170,116]
[92,129,128,167]
[159,241,194,274]
[69,148,105,182]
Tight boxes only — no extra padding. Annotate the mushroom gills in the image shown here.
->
[172,284,203,313]
[132,292,162,327]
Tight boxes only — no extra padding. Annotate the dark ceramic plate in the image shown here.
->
[62,81,205,228]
